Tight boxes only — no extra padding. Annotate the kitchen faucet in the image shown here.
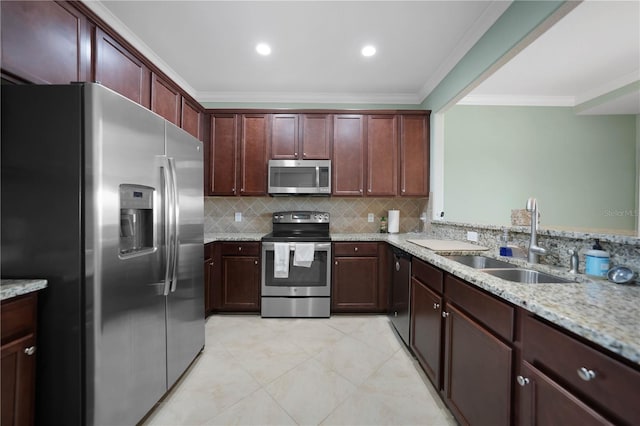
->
[526,197,547,263]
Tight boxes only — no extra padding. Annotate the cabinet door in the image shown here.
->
[399,115,429,196]
[151,73,181,126]
[271,114,298,159]
[517,361,612,426]
[1,1,89,84]
[367,115,397,196]
[240,114,269,195]
[209,114,238,195]
[410,277,442,388]
[94,27,151,108]
[301,114,332,159]
[221,256,260,312]
[332,257,378,312]
[443,304,512,426]
[333,115,365,196]
[181,97,202,140]
[1,333,36,426]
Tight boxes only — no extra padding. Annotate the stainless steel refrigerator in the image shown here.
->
[1,83,205,425]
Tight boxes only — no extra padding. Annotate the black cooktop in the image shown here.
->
[262,210,331,242]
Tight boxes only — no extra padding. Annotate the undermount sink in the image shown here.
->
[482,268,572,284]
[445,255,515,269]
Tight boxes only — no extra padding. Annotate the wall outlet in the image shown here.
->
[368,213,374,223]
[467,231,479,242]
[234,212,242,222]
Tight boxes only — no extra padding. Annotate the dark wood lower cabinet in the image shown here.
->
[209,242,260,312]
[443,303,512,426]
[1,293,39,426]
[517,361,612,426]
[332,256,378,312]
[410,277,442,388]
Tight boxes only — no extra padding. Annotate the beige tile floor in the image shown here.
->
[142,315,457,426]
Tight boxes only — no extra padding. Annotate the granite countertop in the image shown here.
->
[1,279,48,301]
[205,232,640,365]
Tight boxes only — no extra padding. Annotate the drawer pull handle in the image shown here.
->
[577,367,596,381]
[433,303,440,310]
[442,311,449,318]
[516,375,530,386]
[24,346,36,356]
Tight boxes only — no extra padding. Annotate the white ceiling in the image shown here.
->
[89,1,639,112]
[90,0,510,104]
[461,1,640,115]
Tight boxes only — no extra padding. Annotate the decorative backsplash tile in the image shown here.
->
[205,197,428,234]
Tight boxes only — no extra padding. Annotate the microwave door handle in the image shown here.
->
[316,166,320,188]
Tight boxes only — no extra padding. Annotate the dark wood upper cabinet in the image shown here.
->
[94,27,151,108]
[400,115,429,196]
[300,114,332,159]
[239,114,269,195]
[366,115,398,196]
[1,1,89,84]
[208,114,238,195]
[151,73,180,126]
[332,115,365,196]
[271,114,298,159]
[181,97,202,140]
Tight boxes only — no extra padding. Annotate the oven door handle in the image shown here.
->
[262,242,331,250]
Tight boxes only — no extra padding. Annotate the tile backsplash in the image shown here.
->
[205,197,428,234]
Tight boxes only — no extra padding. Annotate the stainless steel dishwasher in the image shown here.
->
[389,247,412,346]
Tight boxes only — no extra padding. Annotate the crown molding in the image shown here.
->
[458,94,574,107]
[196,91,422,105]
[83,0,198,98]
[575,71,640,106]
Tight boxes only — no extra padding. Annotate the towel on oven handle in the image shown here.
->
[293,243,315,268]
[274,242,290,278]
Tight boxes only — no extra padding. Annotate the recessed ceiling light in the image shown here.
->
[256,43,271,56]
[361,45,376,57]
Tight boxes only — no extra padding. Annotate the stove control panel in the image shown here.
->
[272,211,330,224]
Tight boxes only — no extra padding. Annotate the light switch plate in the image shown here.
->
[367,213,374,223]
[234,212,242,222]
[467,231,479,242]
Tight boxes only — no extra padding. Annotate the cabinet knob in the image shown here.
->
[24,346,36,356]
[516,375,530,386]
[354,247,358,252]
[433,303,440,310]
[303,152,306,157]
[442,311,449,318]
[254,260,258,265]
[238,247,242,251]
[295,152,298,156]
[359,189,363,193]
[368,189,372,193]
[209,262,214,266]
[335,261,338,265]
[577,367,596,381]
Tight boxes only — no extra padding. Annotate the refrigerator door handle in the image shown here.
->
[162,157,178,296]
[167,157,180,292]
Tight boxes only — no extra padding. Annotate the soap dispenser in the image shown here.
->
[585,239,610,278]
[499,230,513,257]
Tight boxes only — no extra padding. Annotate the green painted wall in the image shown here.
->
[421,0,566,112]
[444,105,637,231]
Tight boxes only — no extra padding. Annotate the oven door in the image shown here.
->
[261,241,331,297]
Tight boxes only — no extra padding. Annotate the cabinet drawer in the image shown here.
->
[445,275,514,341]
[1,293,37,346]
[221,242,260,256]
[412,258,443,294]
[333,242,378,257]
[522,314,640,424]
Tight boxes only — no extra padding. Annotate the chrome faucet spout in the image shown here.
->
[526,197,546,263]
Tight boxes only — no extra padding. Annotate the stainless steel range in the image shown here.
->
[261,211,331,317]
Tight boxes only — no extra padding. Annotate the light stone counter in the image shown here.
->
[1,279,48,301]
[206,232,640,365]
[205,233,265,244]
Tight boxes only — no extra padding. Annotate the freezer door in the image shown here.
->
[84,84,168,426]
[164,123,205,387]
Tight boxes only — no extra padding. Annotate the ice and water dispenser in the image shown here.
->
[119,184,154,255]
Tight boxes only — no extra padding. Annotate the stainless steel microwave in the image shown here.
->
[268,160,331,195]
